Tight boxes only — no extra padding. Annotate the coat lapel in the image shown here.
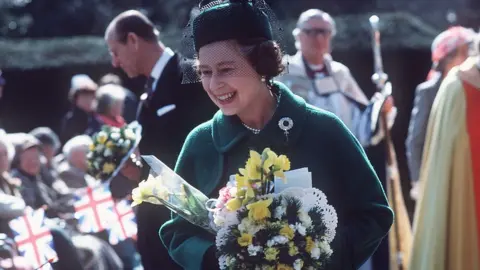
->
[211,81,307,152]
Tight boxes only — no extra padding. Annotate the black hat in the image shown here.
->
[193,0,273,51]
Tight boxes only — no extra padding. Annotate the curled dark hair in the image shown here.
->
[238,39,285,81]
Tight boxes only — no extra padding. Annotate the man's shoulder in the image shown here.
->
[416,76,441,93]
[329,59,350,74]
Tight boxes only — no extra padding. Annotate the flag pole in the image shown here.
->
[369,15,413,270]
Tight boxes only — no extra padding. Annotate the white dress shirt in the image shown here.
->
[149,47,175,91]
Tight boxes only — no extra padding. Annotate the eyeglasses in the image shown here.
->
[301,28,332,37]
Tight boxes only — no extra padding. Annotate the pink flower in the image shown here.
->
[218,187,233,204]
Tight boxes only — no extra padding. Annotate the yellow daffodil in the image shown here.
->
[237,233,253,247]
[235,173,249,188]
[96,132,108,144]
[264,247,279,261]
[226,198,242,211]
[89,144,95,151]
[106,141,115,149]
[280,224,295,240]
[102,162,116,174]
[131,180,154,207]
[131,177,167,207]
[276,264,293,270]
[275,155,290,171]
[244,160,261,180]
[246,198,272,221]
[305,236,315,253]
[263,266,275,270]
[288,242,299,256]
[262,154,275,173]
[273,155,290,180]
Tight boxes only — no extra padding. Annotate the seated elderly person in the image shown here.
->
[0,134,85,270]
[9,134,75,216]
[0,134,32,270]
[87,84,126,135]
[57,135,96,190]
[5,133,124,269]
[29,127,69,194]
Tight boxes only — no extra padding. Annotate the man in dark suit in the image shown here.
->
[105,10,217,270]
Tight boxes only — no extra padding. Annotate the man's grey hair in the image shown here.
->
[0,133,16,163]
[293,9,337,38]
[96,84,126,115]
[62,135,92,163]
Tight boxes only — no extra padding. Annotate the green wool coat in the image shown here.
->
[160,82,393,270]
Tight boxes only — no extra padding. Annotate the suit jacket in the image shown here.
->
[135,53,217,270]
[406,75,442,182]
[137,53,217,168]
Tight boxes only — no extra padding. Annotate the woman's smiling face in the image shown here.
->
[197,40,263,116]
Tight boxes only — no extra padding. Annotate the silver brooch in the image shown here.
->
[140,92,148,101]
[278,117,294,140]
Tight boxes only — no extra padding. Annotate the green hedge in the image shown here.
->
[0,12,440,70]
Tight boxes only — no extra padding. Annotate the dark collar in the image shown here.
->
[212,81,307,153]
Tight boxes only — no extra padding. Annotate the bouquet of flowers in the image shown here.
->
[208,148,337,269]
[132,148,337,269]
[131,155,215,233]
[87,122,142,182]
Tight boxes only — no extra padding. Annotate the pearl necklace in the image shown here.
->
[241,91,280,135]
[242,123,261,134]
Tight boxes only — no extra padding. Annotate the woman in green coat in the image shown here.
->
[160,1,393,269]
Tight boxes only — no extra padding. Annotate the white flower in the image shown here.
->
[95,144,105,153]
[267,239,275,247]
[224,211,239,227]
[295,223,307,236]
[229,187,237,197]
[93,161,100,170]
[247,244,262,256]
[274,205,286,220]
[104,148,113,157]
[298,211,312,227]
[311,247,321,259]
[293,259,304,270]
[214,215,226,226]
[272,235,289,245]
[238,218,262,235]
[110,132,121,141]
[318,241,333,257]
[123,139,131,149]
[124,129,136,140]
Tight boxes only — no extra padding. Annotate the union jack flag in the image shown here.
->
[73,184,115,233]
[8,207,57,270]
[73,184,137,245]
[108,199,137,245]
